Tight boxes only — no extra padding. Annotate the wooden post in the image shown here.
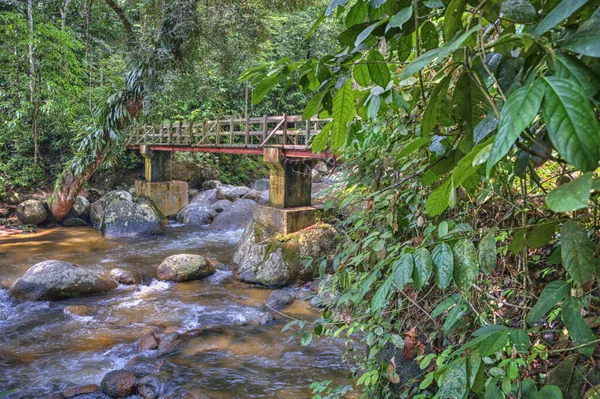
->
[262,115,267,143]
[167,123,172,145]
[282,113,288,147]
[202,119,207,144]
[305,120,310,145]
[216,119,220,145]
[178,121,182,145]
[244,114,249,146]
[230,115,234,144]
[188,121,193,145]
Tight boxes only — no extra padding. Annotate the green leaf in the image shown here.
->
[397,34,413,62]
[252,77,279,104]
[542,76,600,172]
[354,63,371,87]
[562,296,596,356]
[388,6,412,30]
[534,0,588,36]
[443,0,467,41]
[486,79,545,176]
[478,231,496,273]
[479,330,509,356]
[371,275,393,311]
[438,358,468,399]
[367,50,391,88]
[421,21,439,51]
[422,75,452,136]
[555,53,599,98]
[536,386,563,399]
[509,227,527,255]
[561,220,594,286]
[311,122,332,153]
[331,79,355,150]
[326,0,349,17]
[303,90,328,120]
[527,221,557,249]
[300,331,313,346]
[426,178,452,216]
[451,71,486,138]
[413,247,433,289]
[355,19,388,47]
[527,280,569,324]
[466,351,482,388]
[453,239,478,291]
[398,136,429,158]
[485,385,504,399]
[399,48,440,80]
[345,1,368,28]
[546,173,593,212]
[508,328,530,353]
[500,0,537,23]
[521,378,538,399]
[560,12,600,58]
[393,252,414,290]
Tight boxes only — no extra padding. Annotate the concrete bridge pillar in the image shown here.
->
[253,148,317,234]
[135,145,188,218]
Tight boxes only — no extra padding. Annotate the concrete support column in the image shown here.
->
[263,148,316,209]
[140,145,172,182]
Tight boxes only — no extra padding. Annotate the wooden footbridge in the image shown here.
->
[126,114,329,158]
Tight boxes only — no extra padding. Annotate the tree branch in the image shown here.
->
[103,0,133,35]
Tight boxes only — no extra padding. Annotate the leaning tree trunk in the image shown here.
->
[50,99,142,222]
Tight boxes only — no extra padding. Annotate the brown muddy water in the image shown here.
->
[0,224,354,398]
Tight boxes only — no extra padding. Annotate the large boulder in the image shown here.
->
[252,179,270,191]
[209,199,256,230]
[110,268,142,285]
[9,260,117,301]
[16,199,47,225]
[209,199,232,213]
[190,189,218,207]
[157,254,216,282]
[176,202,217,226]
[100,370,136,398]
[217,186,251,202]
[67,195,91,222]
[171,161,219,189]
[266,290,295,310]
[62,217,88,227]
[90,190,133,228]
[234,221,338,287]
[101,200,166,237]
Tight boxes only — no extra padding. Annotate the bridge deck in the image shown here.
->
[126,114,329,158]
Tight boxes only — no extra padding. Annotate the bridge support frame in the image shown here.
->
[140,145,173,182]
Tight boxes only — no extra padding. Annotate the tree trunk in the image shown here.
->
[27,0,38,169]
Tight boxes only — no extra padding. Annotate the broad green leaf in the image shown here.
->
[466,351,482,388]
[326,0,349,17]
[303,90,328,120]
[478,231,496,273]
[452,138,493,187]
[453,239,478,291]
[542,76,600,171]
[422,75,452,136]
[367,50,391,88]
[444,0,466,41]
[413,247,433,289]
[474,111,499,144]
[472,144,492,166]
[508,328,530,353]
[521,378,538,398]
[421,21,439,51]
[426,178,452,216]
[438,221,449,238]
[485,386,504,399]
[527,221,557,249]
[546,173,593,212]
[451,71,486,138]
[345,1,368,28]
[486,80,545,176]
[562,296,596,356]
[527,280,569,324]
[311,122,332,153]
[561,12,600,58]
[392,252,414,290]
[371,275,393,311]
[509,227,527,255]
[561,220,594,286]
[397,34,413,62]
[305,11,326,40]
[300,331,313,346]
[534,0,588,36]
[500,0,537,23]
[443,299,466,333]
[584,384,600,399]
[331,79,355,150]
[331,122,347,150]
[555,53,599,98]
[399,48,440,80]
[537,386,563,399]
[252,77,279,104]
[388,6,412,30]
[353,63,371,87]
[479,329,509,356]
[355,19,388,47]
[432,243,454,289]
[370,0,386,9]
[398,136,429,158]
[438,358,468,399]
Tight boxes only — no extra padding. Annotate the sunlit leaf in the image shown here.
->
[527,280,569,324]
[562,296,596,356]
[546,173,593,212]
[453,239,478,291]
[561,220,594,286]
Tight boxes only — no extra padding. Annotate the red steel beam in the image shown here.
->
[126,145,331,159]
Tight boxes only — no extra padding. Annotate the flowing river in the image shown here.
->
[0,225,353,398]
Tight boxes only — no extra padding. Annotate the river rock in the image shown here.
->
[209,199,256,230]
[171,162,219,189]
[91,190,133,228]
[139,332,160,351]
[66,393,112,399]
[67,195,91,222]
[209,199,231,213]
[62,384,100,398]
[124,355,161,377]
[234,221,338,287]
[9,260,117,301]
[176,202,217,226]
[314,161,329,175]
[266,290,295,310]
[101,200,166,237]
[138,371,173,399]
[100,369,136,398]
[157,254,215,282]
[257,190,269,205]
[16,199,47,225]
[252,178,270,191]
[242,189,262,201]
[311,169,322,182]
[217,186,250,201]
[190,188,218,206]
[62,217,88,227]
[201,180,221,190]
[157,332,181,356]
[110,268,142,285]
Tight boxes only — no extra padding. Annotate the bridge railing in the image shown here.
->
[127,114,330,150]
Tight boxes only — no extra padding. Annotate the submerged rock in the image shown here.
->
[62,217,88,227]
[16,199,47,225]
[62,384,100,398]
[9,260,117,301]
[157,254,215,282]
[67,195,91,222]
[138,371,173,399]
[209,199,256,230]
[100,369,136,398]
[157,332,181,356]
[266,290,295,310]
[234,221,338,287]
[176,202,217,226]
[90,190,133,228]
[64,305,93,317]
[110,268,142,285]
[138,332,160,351]
[101,200,166,237]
